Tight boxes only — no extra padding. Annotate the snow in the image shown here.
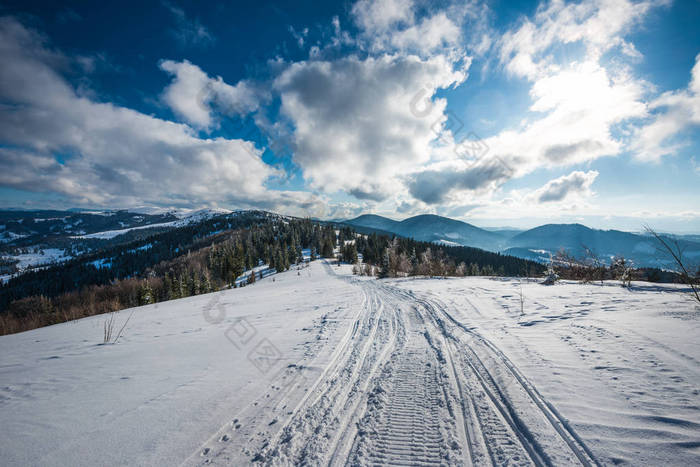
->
[436,239,461,246]
[90,258,112,269]
[73,210,235,240]
[2,248,71,270]
[386,276,700,465]
[234,263,277,286]
[175,208,232,221]
[1,262,698,466]
[129,243,153,253]
[0,231,27,243]
[0,261,361,466]
[74,221,179,239]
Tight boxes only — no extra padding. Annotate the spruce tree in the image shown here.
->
[378,249,390,278]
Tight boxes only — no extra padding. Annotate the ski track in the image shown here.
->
[183,264,606,466]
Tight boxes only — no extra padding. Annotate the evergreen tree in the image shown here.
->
[378,249,390,278]
[321,238,334,258]
[139,281,154,305]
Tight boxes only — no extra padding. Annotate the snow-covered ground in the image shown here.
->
[1,261,698,466]
[2,247,70,270]
[388,276,700,465]
[74,220,180,239]
[73,209,233,240]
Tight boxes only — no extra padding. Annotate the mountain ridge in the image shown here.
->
[343,214,700,268]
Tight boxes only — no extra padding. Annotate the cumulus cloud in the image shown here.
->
[499,0,665,80]
[159,59,261,130]
[350,0,478,57]
[407,159,513,204]
[274,53,466,200]
[0,16,317,213]
[489,61,647,171]
[631,53,700,162]
[374,0,659,210]
[534,170,599,203]
[425,0,658,205]
[409,59,647,205]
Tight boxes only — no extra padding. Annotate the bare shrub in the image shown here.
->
[102,309,135,345]
[646,226,700,304]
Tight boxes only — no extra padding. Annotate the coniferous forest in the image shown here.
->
[0,213,542,335]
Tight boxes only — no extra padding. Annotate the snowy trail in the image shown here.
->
[411,289,597,466]
[4,262,696,466]
[190,264,600,466]
[377,283,597,467]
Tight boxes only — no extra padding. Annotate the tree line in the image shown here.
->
[0,216,545,335]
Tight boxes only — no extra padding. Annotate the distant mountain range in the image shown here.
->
[0,210,178,245]
[1,209,698,271]
[343,214,700,269]
[345,214,505,251]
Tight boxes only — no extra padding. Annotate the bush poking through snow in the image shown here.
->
[542,254,558,285]
[611,256,633,288]
[103,313,115,344]
[102,310,135,345]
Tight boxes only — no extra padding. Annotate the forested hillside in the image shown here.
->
[0,213,542,335]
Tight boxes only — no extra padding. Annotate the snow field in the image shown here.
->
[1,261,698,466]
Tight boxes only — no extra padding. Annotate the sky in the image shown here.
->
[0,0,699,232]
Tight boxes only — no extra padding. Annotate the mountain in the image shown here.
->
[506,223,700,268]
[0,210,179,246]
[345,215,700,268]
[0,209,244,277]
[345,214,400,232]
[345,214,506,251]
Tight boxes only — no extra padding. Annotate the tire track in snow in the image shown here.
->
[250,270,401,465]
[396,284,601,467]
[184,265,601,466]
[182,264,371,466]
[366,343,444,466]
[348,283,467,466]
[384,284,537,466]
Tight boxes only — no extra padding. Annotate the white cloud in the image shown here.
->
[396,0,667,212]
[288,26,309,48]
[487,60,648,172]
[533,170,599,202]
[351,0,414,36]
[0,16,318,213]
[406,159,513,204]
[350,0,476,57]
[159,59,261,130]
[274,53,466,200]
[499,0,665,80]
[631,53,700,162]
[409,59,648,205]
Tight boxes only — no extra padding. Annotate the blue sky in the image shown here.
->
[0,0,698,232]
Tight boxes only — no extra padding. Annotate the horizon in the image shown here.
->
[3,205,700,235]
[1,1,699,232]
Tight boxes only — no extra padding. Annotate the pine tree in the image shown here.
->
[202,273,212,294]
[378,248,390,278]
[139,281,154,305]
[321,238,334,258]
